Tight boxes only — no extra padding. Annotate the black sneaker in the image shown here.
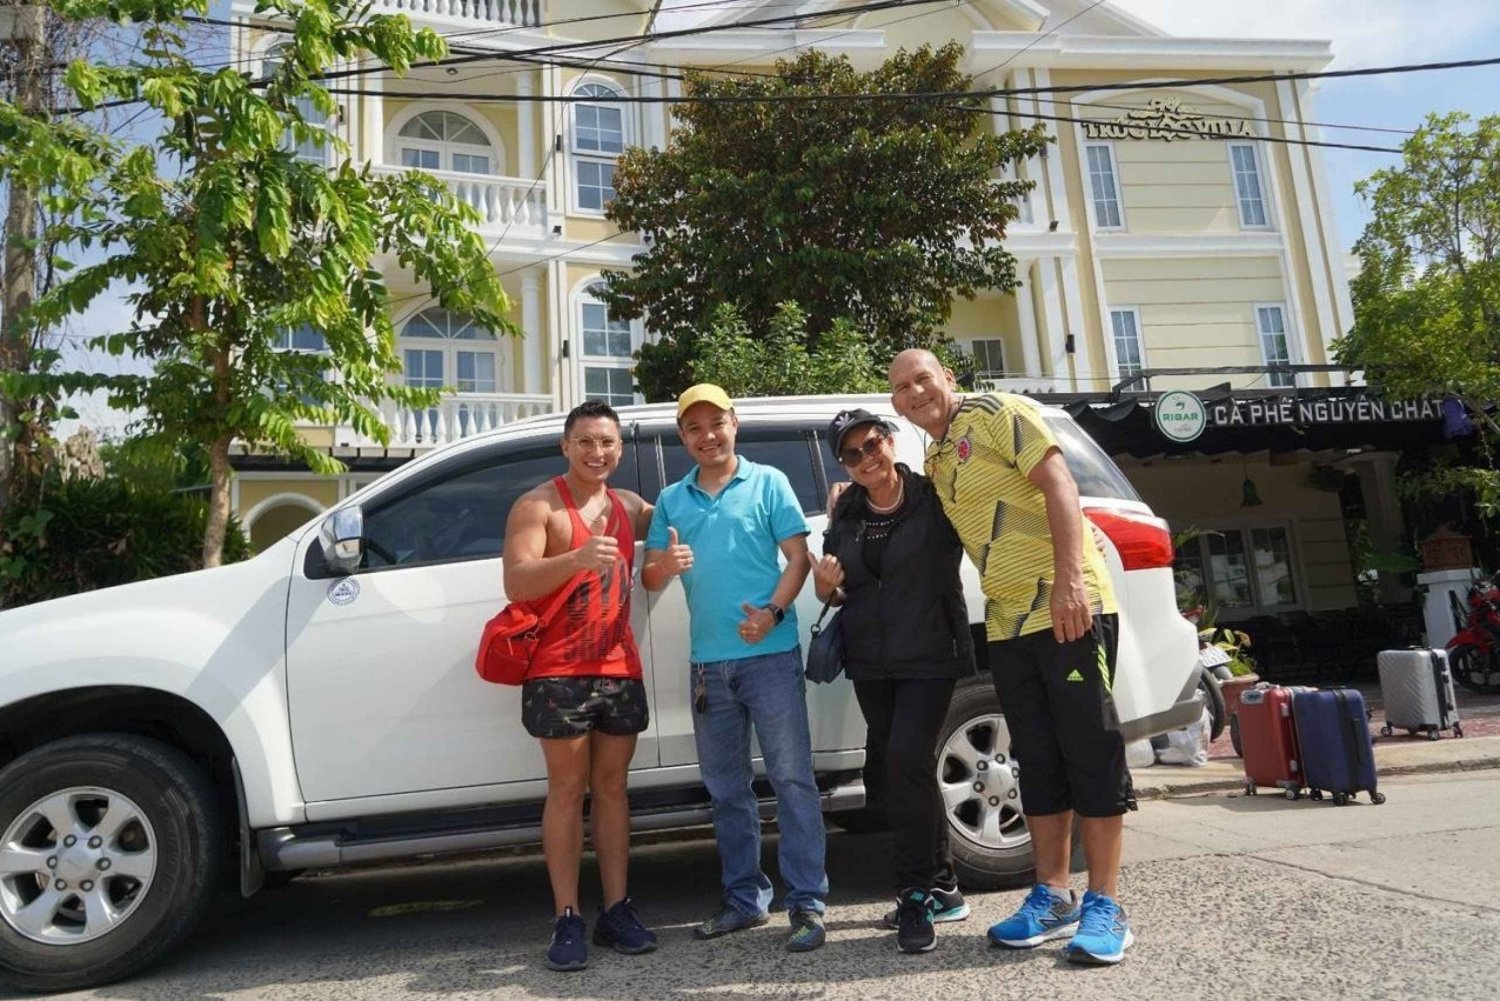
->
[546,907,587,972]
[593,897,658,955]
[896,888,937,954]
[786,909,826,953]
[882,883,970,929]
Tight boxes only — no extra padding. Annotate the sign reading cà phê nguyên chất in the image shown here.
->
[1082,98,1256,142]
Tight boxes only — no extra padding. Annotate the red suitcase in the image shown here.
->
[1238,685,1305,799]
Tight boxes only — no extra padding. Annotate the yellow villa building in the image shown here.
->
[227,0,1448,668]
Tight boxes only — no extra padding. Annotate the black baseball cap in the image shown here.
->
[827,408,897,458]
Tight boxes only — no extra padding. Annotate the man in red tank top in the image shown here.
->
[503,401,655,972]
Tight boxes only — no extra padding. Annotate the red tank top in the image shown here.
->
[527,476,643,680]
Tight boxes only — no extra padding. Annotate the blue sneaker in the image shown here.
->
[593,897,658,955]
[546,907,587,971]
[987,884,1080,948]
[1066,890,1133,965]
[694,904,770,940]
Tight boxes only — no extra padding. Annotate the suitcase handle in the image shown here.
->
[1427,650,1455,717]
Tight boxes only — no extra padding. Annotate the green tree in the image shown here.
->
[1335,112,1500,509]
[688,302,887,397]
[600,44,1046,401]
[24,0,515,567]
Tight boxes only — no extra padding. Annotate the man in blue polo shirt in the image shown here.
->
[642,383,827,953]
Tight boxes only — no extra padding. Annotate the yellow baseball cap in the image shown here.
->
[676,383,733,418]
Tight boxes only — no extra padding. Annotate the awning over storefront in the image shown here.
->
[1044,386,1468,459]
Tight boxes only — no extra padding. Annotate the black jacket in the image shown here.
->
[823,464,976,681]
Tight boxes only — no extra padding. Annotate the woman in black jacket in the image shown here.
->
[813,408,975,954]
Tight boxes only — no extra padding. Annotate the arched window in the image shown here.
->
[578,283,636,406]
[572,83,625,213]
[397,111,496,175]
[262,45,329,165]
[400,307,502,394]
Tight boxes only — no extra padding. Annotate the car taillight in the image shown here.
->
[1083,507,1174,571]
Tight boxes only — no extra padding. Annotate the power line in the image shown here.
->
[972,0,1105,81]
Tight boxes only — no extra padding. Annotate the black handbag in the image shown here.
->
[805,597,845,684]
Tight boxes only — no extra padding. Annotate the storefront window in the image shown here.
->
[1207,531,1252,609]
[1180,524,1300,615]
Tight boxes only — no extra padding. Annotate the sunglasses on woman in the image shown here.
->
[838,433,888,468]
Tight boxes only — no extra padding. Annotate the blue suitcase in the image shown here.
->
[1291,689,1387,806]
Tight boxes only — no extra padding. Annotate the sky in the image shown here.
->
[57,0,1500,437]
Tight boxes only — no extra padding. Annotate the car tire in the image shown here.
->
[1198,668,1228,743]
[0,734,224,994]
[937,683,1083,890]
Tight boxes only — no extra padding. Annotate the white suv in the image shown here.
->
[0,394,1199,991]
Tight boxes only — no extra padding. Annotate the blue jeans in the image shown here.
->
[691,646,828,917]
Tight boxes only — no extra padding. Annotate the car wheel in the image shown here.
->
[0,734,223,993]
[1197,668,1227,743]
[937,683,1082,890]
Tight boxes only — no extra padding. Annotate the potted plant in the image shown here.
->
[1205,626,1260,717]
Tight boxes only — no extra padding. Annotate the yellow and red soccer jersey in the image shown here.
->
[924,394,1117,642]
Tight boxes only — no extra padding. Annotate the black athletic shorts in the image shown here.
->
[987,614,1135,818]
[521,676,650,739]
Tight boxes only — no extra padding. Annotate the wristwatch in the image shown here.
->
[762,602,785,625]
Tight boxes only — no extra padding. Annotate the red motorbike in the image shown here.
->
[1446,574,1500,693]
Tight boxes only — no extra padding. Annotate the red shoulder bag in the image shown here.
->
[475,573,587,685]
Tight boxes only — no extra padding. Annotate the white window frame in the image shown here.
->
[261,44,331,166]
[569,80,628,217]
[1177,520,1305,617]
[397,306,509,396]
[1254,302,1295,389]
[1227,142,1272,231]
[385,103,506,177]
[968,338,1006,380]
[391,109,500,177]
[1107,306,1147,385]
[1083,141,1125,231]
[575,281,641,406]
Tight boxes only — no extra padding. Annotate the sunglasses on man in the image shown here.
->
[838,433,888,468]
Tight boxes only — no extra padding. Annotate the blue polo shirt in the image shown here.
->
[646,456,809,664]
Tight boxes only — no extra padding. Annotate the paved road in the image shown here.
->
[30,772,1500,1001]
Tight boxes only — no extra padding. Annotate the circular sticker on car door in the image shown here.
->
[326,577,361,606]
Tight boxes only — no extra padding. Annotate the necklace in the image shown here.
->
[867,480,904,514]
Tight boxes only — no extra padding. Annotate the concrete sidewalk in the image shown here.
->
[1133,733,1500,800]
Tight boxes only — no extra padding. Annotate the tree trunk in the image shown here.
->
[202,433,232,569]
[0,5,47,510]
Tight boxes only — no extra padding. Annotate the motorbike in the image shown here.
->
[1446,573,1500,694]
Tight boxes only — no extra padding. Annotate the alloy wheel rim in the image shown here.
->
[0,786,158,946]
[939,712,1030,851]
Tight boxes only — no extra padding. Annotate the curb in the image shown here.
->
[1133,753,1500,801]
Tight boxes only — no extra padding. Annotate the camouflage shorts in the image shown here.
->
[521,676,650,739]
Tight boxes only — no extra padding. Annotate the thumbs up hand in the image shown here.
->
[574,522,621,573]
[658,526,695,577]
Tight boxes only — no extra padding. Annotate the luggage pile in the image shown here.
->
[1238,684,1386,806]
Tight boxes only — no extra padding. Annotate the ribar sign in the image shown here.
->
[1209,397,1442,428]
[1082,99,1256,142]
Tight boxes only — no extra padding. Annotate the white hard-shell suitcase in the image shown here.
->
[1377,648,1463,740]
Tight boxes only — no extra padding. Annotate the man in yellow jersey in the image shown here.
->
[888,348,1134,966]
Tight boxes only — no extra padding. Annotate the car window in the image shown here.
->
[1043,414,1141,502]
[357,442,639,571]
[659,427,824,515]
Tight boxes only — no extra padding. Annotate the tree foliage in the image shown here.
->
[1335,112,1500,511]
[11,0,516,568]
[600,44,1047,401]
[688,302,887,397]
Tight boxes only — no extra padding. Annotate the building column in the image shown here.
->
[522,267,543,394]
[516,72,536,178]
[1035,258,1069,392]
[358,70,383,167]
[1351,451,1411,604]
[1015,259,1042,379]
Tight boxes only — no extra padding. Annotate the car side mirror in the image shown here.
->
[319,506,365,575]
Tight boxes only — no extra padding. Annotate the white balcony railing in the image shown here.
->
[371,0,542,27]
[376,166,548,239]
[376,393,556,448]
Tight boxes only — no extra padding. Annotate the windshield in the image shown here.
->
[1043,414,1141,502]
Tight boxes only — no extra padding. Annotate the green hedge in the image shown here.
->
[0,476,251,608]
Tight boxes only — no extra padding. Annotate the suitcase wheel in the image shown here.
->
[1333,792,1350,806]
[1244,781,1257,796]
[1309,789,1324,801]
[1284,788,1299,801]
[1456,724,1465,738]
[1370,792,1387,805]
[1428,730,1440,741]
[1379,724,1392,736]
